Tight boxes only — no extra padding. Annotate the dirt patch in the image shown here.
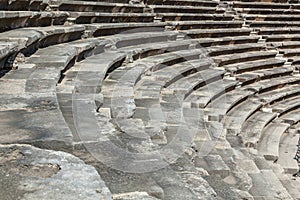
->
[0,148,61,178]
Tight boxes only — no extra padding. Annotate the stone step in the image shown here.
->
[158,13,234,22]
[69,12,155,24]
[257,122,290,161]
[186,78,237,108]
[194,154,230,178]
[224,99,263,134]
[224,57,285,74]
[249,169,293,200]
[150,4,218,14]
[241,111,277,147]
[167,68,225,100]
[181,28,252,39]
[278,127,299,174]
[213,50,277,67]
[0,11,69,32]
[168,20,243,30]
[58,1,145,13]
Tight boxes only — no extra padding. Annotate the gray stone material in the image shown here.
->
[207,43,264,57]
[150,4,217,14]
[271,96,300,114]
[113,192,160,200]
[243,75,300,93]
[186,78,237,108]
[249,170,293,200]
[58,1,145,13]
[194,154,230,178]
[280,109,300,125]
[278,126,299,174]
[258,122,290,161]
[70,12,155,24]
[85,22,167,37]
[181,28,252,39]
[224,99,263,133]
[158,13,234,22]
[145,0,218,7]
[0,144,111,200]
[167,20,243,30]
[213,50,277,67]
[1,0,300,199]
[224,58,285,74]
[168,68,225,99]
[236,65,294,84]
[241,111,277,147]
[0,11,69,32]
[0,42,18,65]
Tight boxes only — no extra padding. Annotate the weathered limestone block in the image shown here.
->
[0,144,111,200]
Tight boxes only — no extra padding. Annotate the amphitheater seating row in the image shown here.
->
[1,0,300,199]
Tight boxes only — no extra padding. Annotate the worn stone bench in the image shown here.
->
[205,88,255,121]
[267,41,300,49]
[231,1,291,9]
[0,25,85,61]
[166,68,225,99]
[240,111,277,147]
[260,83,300,104]
[278,124,300,174]
[0,75,72,149]
[180,28,252,38]
[258,27,300,35]
[271,95,300,114]
[247,74,300,92]
[258,122,291,161]
[207,43,264,57]
[69,12,155,23]
[249,169,293,199]
[280,108,300,125]
[224,58,286,74]
[57,51,126,140]
[195,35,260,48]
[135,58,212,107]
[0,24,89,71]
[280,48,300,57]
[0,11,69,32]
[102,48,205,118]
[118,39,193,62]
[241,85,299,147]
[206,75,300,122]
[152,58,212,87]
[244,14,300,21]
[235,7,300,14]
[0,0,49,11]
[224,78,300,135]
[145,0,219,7]
[250,21,300,27]
[85,22,167,36]
[158,13,234,22]
[101,30,177,48]
[224,99,263,133]
[186,78,237,108]
[0,38,110,148]
[263,34,300,43]
[149,4,218,14]
[58,1,145,13]
[236,65,294,85]
[213,50,277,67]
[167,20,243,30]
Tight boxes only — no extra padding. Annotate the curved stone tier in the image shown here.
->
[0,0,300,199]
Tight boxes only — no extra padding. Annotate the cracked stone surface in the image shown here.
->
[0,144,111,200]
